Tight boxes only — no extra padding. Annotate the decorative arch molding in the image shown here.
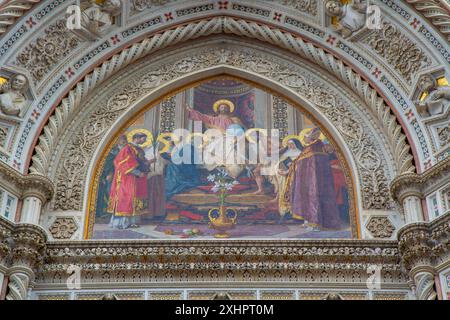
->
[29,17,415,181]
[405,0,450,42]
[37,39,409,241]
[0,1,446,174]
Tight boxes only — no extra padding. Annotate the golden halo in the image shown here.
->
[126,128,153,148]
[282,134,301,148]
[157,132,180,153]
[213,99,235,113]
[299,128,326,147]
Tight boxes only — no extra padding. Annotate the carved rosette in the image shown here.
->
[49,217,78,240]
[366,216,395,238]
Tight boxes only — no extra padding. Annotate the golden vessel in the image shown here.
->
[208,206,237,238]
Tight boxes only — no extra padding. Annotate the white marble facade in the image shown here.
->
[0,0,448,300]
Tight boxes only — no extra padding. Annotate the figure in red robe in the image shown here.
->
[107,133,153,229]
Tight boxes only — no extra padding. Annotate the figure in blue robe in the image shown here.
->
[163,142,201,199]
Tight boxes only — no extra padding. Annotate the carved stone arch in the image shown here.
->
[37,38,408,239]
[29,17,415,178]
[1,2,446,174]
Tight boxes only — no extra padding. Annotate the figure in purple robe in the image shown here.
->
[284,128,343,230]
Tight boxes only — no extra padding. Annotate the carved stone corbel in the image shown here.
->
[0,217,47,300]
[397,213,449,300]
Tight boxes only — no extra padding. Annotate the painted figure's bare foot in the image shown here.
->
[268,197,278,204]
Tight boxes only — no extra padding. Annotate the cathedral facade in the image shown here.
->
[0,0,448,300]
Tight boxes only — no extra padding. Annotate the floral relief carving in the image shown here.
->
[51,46,393,212]
[40,238,404,285]
[436,126,449,147]
[15,20,80,82]
[49,217,78,240]
[366,216,395,238]
[0,126,8,146]
[274,0,317,16]
[131,0,171,12]
[367,23,432,83]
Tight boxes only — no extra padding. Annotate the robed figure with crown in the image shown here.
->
[283,128,344,230]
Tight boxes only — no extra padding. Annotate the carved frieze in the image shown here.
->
[39,239,404,287]
[15,20,80,83]
[367,23,432,84]
[272,0,317,16]
[131,0,171,12]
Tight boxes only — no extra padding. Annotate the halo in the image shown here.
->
[126,128,153,148]
[213,99,235,113]
[157,132,180,153]
[282,134,301,148]
[299,128,326,147]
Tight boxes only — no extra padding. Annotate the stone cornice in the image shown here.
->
[37,238,405,288]
[390,157,450,203]
[0,160,54,202]
[45,238,400,259]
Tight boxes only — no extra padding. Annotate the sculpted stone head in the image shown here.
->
[11,74,28,91]
[325,0,343,17]
[102,0,121,14]
[418,75,435,92]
